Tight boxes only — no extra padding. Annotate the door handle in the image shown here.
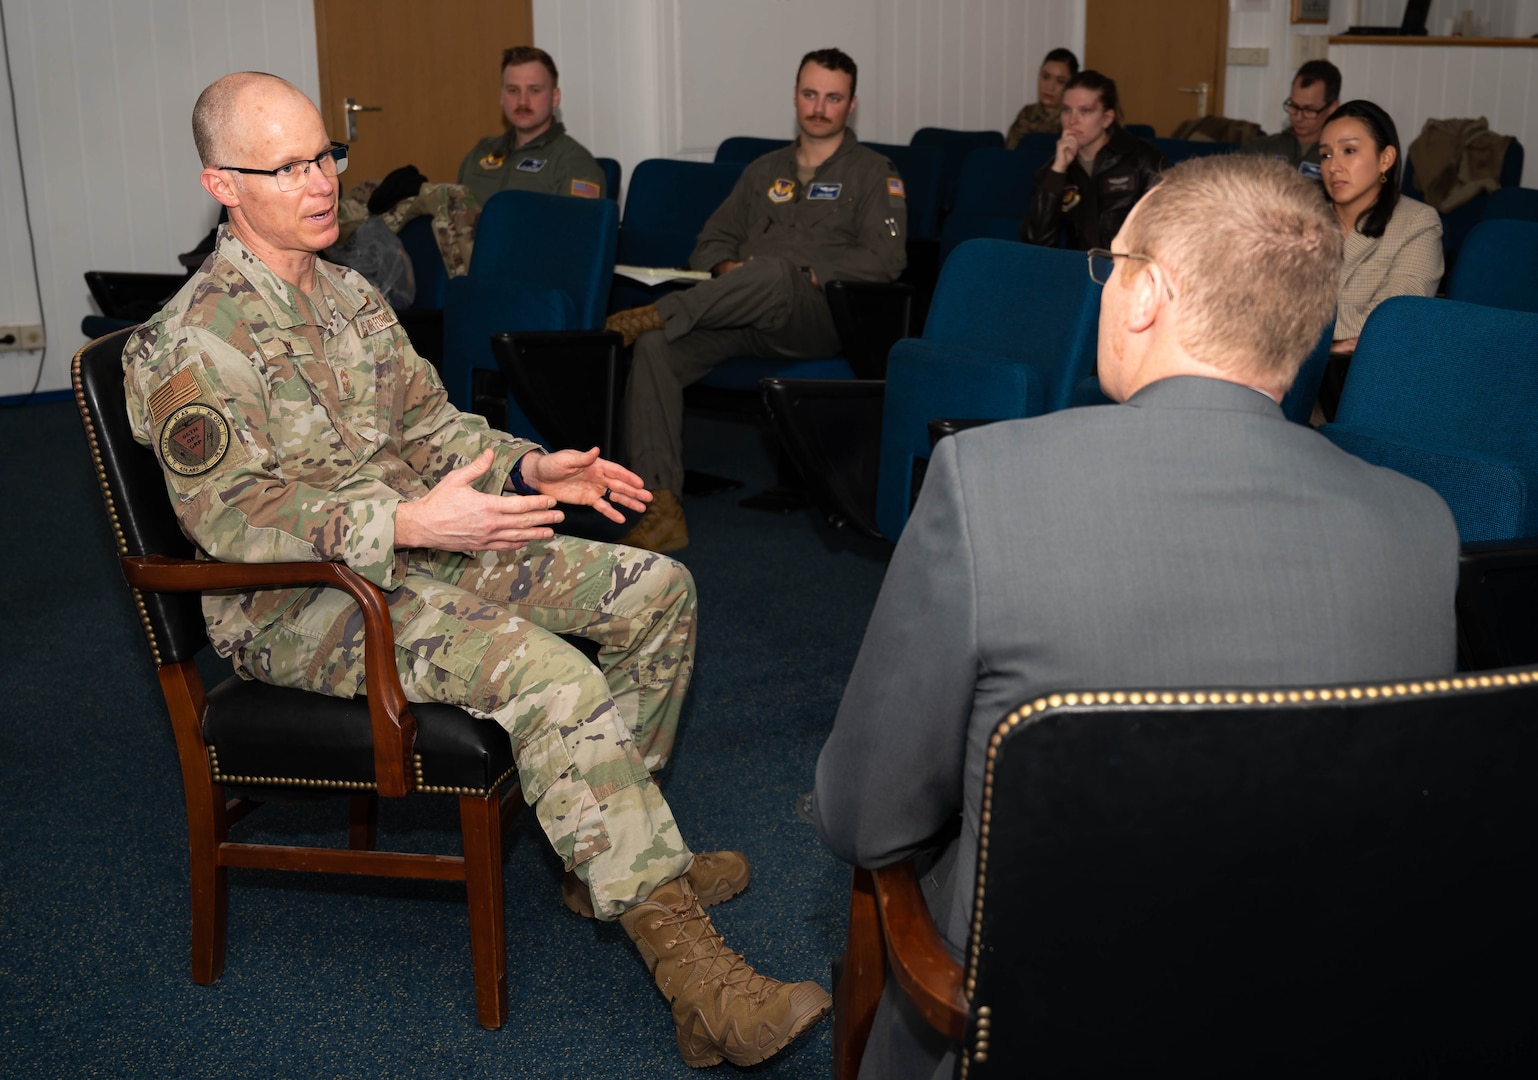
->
[343,97,383,141]
[1175,81,1210,118]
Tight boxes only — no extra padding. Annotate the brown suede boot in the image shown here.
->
[605,303,665,347]
[563,850,751,919]
[618,489,688,554]
[620,877,832,1068]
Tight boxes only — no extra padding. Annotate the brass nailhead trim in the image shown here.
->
[967,666,1538,1059]
[208,748,515,798]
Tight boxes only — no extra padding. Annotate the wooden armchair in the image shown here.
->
[835,671,1538,1078]
[73,328,526,1028]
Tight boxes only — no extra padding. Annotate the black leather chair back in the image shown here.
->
[74,329,209,666]
[965,674,1538,1077]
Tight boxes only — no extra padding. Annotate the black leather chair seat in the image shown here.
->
[204,677,515,795]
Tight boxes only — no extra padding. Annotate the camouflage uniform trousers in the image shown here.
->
[338,179,482,278]
[234,534,696,920]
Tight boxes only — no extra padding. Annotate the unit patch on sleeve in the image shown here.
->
[768,178,796,203]
[886,177,906,198]
[158,402,230,477]
[516,157,548,173]
[807,182,843,200]
[570,178,601,198]
[478,151,506,171]
[1061,185,1081,212]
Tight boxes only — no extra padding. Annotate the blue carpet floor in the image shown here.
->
[0,398,892,1078]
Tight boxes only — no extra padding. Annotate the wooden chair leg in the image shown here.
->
[187,779,230,985]
[349,795,379,850]
[834,866,886,1080]
[460,792,508,1029]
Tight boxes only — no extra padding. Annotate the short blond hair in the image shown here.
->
[1121,154,1341,384]
[192,71,296,167]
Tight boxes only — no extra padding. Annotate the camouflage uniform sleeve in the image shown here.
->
[808,152,907,285]
[124,323,403,588]
[393,327,538,490]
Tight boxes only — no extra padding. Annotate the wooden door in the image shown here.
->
[314,0,533,185]
[1085,0,1228,137]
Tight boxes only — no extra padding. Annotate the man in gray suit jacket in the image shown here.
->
[813,154,1460,1080]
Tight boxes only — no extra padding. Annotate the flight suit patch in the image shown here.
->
[1061,185,1081,212]
[1299,161,1322,180]
[767,178,795,203]
[807,182,843,200]
[1102,173,1135,194]
[886,177,906,198]
[517,157,548,172]
[159,403,230,478]
[147,368,201,427]
[479,151,506,171]
[570,178,600,198]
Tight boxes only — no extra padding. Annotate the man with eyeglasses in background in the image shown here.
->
[814,154,1457,1080]
[120,72,835,1069]
[1248,59,1342,180]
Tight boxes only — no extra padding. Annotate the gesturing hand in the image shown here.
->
[1052,132,1080,174]
[521,448,652,524]
[395,449,564,552]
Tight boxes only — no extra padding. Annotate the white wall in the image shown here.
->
[0,0,319,400]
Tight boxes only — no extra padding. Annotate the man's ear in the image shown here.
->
[1124,264,1163,334]
[552,85,562,112]
[200,167,240,209]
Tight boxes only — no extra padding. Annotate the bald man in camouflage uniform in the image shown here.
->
[121,70,832,1069]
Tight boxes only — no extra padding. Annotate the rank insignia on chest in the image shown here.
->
[807,182,843,200]
[886,177,906,198]
[1102,173,1135,194]
[517,157,548,172]
[1061,186,1081,212]
[479,151,506,171]
[768,178,795,203]
[159,403,230,477]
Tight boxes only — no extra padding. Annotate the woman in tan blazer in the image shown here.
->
[1320,100,1443,354]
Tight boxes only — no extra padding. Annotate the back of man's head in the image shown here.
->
[193,71,299,167]
[502,45,558,85]
[1294,59,1342,104]
[1121,155,1341,384]
[799,47,857,96]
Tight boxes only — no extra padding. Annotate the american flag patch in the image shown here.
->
[571,178,601,198]
[886,176,906,198]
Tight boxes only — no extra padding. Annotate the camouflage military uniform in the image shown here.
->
[1005,101,1061,149]
[336,180,483,279]
[122,226,695,918]
[457,119,606,207]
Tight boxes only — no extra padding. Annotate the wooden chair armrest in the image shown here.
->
[119,554,416,797]
[872,861,968,1043]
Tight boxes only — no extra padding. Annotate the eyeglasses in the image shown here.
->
[1282,99,1330,118]
[218,142,349,191]
[1087,248,1156,285]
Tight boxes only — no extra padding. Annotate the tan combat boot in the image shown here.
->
[563,850,751,919]
[618,489,689,554]
[620,877,832,1068]
[605,303,665,347]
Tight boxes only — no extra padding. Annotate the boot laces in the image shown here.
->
[655,899,777,1004]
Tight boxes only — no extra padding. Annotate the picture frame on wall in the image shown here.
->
[1292,0,1330,23]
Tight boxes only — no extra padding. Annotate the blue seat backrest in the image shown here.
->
[1445,219,1538,313]
[616,158,746,269]
[865,141,943,240]
[715,136,790,164]
[596,157,622,202]
[924,239,1100,405]
[1335,296,1538,458]
[1012,132,1058,169]
[1483,186,1538,223]
[471,189,618,329]
[937,148,1040,262]
[397,215,448,309]
[911,126,1007,212]
[1124,123,1156,140]
[1151,137,1238,164]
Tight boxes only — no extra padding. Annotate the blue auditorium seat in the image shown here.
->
[910,126,1007,216]
[936,148,1038,262]
[1444,219,1538,314]
[1151,137,1239,164]
[610,158,746,313]
[1482,186,1538,223]
[1404,138,1524,265]
[595,157,622,201]
[714,136,790,164]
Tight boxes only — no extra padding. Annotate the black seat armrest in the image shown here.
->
[927,417,998,448]
[825,280,914,379]
[759,377,887,541]
[490,330,623,460]
[1457,538,1538,670]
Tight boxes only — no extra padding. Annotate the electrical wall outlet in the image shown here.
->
[1227,47,1269,66]
[0,324,46,352]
